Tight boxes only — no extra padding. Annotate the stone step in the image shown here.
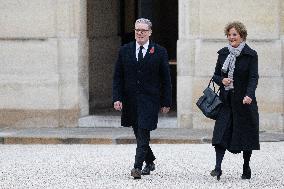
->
[79,115,177,128]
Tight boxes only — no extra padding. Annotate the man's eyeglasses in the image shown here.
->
[134,29,150,34]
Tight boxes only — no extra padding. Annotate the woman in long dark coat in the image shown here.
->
[211,21,259,180]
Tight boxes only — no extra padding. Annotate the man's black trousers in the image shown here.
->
[132,124,156,169]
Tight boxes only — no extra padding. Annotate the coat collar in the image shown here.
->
[135,40,150,51]
[129,40,155,64]
[143,41,155,63]
[218,44,257,57]
[128,41,137,63]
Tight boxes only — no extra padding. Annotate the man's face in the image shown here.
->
[135,23,152,45]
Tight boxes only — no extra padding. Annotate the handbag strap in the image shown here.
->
[207,77,220,94]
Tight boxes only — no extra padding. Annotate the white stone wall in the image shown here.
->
[178,0,284,132]
[0,1,56,38]
[0,0,88,127]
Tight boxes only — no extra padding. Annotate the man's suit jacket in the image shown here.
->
[113,41,172,130]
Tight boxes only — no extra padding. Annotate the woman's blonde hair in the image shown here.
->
[224,21,247,41]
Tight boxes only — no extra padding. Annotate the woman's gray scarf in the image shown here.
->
[222,41,246,90]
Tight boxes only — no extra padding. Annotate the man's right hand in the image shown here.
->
[114,101,123,111]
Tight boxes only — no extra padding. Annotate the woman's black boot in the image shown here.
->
[241,165,251,179]
[212,145,225,180]
[210,169,222,181]
[242,150,252,179]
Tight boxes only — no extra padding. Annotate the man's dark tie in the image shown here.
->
[138,46,144,63]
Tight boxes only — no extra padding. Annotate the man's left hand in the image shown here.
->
[160,107,170,114]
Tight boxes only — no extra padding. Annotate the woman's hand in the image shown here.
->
[222,78,233,86]
[243,96,252,104]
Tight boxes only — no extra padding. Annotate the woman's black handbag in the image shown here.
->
[196,78,223,120]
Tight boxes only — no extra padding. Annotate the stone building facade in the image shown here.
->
[0,0,283,132]
[177,0,284,132]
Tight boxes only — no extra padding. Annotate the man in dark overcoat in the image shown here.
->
[112,18,172,179]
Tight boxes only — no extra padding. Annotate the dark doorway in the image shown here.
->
[88,0,177,115]
[120,0,178,60]
[119,0,178,111]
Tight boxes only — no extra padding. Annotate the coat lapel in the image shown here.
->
[141,42,155,65]
[128,41,137,63]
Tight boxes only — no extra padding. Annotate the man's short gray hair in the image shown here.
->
[135,18,152,29]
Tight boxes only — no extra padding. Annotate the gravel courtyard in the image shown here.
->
[0,143,283,189]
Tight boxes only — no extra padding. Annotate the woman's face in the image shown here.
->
[227,27,243,48]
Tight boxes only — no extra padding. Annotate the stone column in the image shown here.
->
[177,0,199,128]
[280,0,284,132]
[56,0,89,126]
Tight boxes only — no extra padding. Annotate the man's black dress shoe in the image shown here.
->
[131,168,141,179]
[142,163,155,175]
[210,169,222,181]
[241,165,251,179]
